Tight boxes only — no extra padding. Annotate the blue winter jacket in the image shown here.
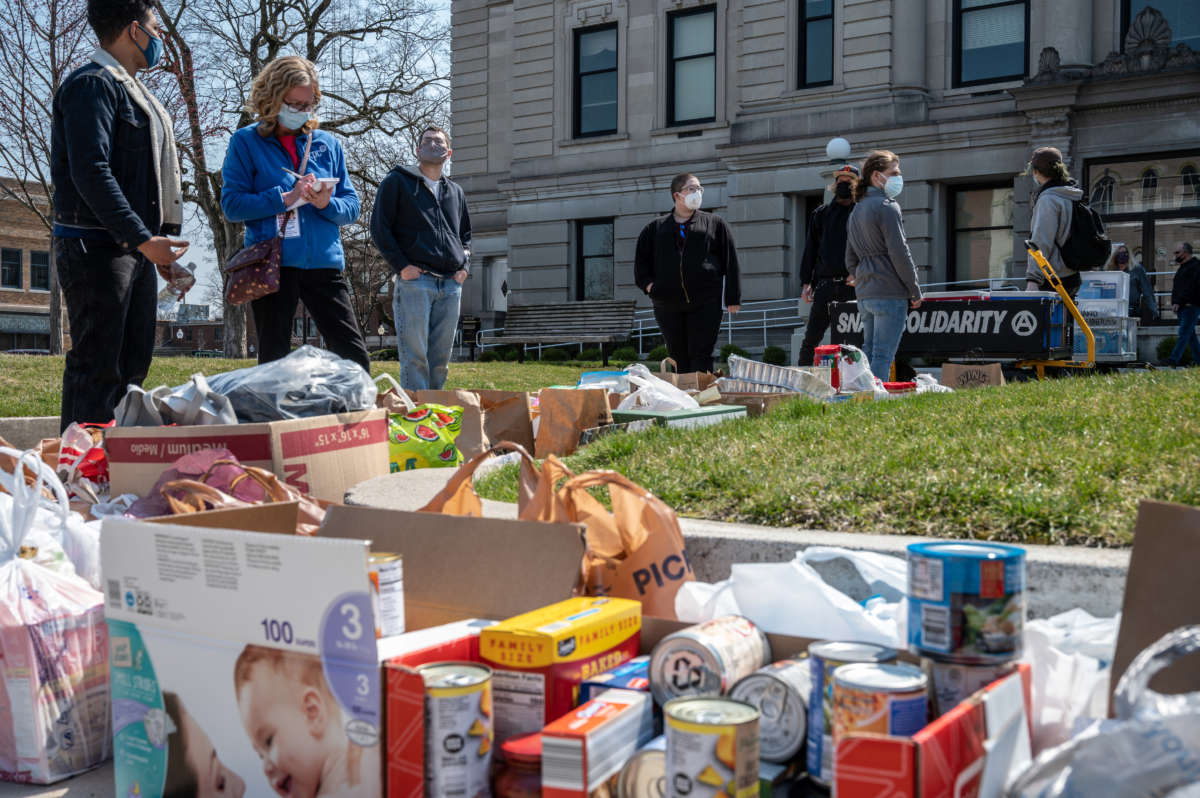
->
[220,125,359,269]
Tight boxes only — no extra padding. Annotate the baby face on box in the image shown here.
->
[234,645,380,798]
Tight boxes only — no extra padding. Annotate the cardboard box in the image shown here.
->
[541,688,657,797]
[105,408,389,502]
[611,404,748,429]
[941,362,1006,389]
[717,391,804,417]
[102,516,387,798]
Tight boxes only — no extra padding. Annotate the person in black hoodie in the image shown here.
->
[1162,241,1200,367]
[634,173,741,373]
[371,125,471,390]
[796,164,859,367]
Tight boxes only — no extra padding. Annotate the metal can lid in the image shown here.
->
[907,541,1024,560]
[665,696,759,725]
[415,662,491,689]
[808,640,897,663]
[833,662,927,693]
[369,551,402,563]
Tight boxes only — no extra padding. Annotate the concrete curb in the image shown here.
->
[0,416,59,450]
[346,470,1129,620]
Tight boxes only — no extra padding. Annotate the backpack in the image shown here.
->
[1059,199,1110,271]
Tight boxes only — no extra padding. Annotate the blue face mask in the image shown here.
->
[134,22,162,69]
[884,174,904,200]
[276,105,311,131]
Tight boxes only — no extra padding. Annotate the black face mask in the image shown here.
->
[834,182,853,199]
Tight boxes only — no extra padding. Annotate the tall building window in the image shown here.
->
[950,186,1014,285]
[0,249,20,289]
[1182,166,1200,204]
[1125,0,1200,52]
[955,0,1028,86]
[576,220,614,301]
[30,251,49,291]
[1141,168,1160,207]
[1090,175,1117,215]
[575,24,618,137]
[798,0,834,88]
[668,7,716,125]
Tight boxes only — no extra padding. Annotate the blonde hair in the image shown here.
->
[249,56,322,136]
[234,645,330,697]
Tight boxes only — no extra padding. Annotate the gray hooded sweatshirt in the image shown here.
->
[845,186,922,301]
[1028,183,1082,284]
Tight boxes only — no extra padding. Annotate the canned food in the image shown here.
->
[924,655,1016,716]
[649,616,771,706]
[728,658,810,763]
[617,736,666,798]
[907,541,1026,663]
[369,552,405,639]
[805,641,897,787]
[832,663,928,747]
[664,698,759,798]
[416,662,493,798]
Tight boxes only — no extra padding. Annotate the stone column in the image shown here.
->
[892,0,928,92]
[1039,0,1094,71]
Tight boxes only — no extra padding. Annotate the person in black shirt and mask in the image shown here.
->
[796,164,859,367]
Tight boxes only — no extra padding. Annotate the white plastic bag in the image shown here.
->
[114,373,238,427]
[675,546,907,648]
[617,363,701,412]
[915,373,953,394]
[0,449,110,783]
[837,345,877,393]
[1007,626,1200,798]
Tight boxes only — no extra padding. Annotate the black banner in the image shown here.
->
[829,299,1072,359]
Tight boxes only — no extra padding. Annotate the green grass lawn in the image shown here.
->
[0,354,602,417]
[476,369,1200,547]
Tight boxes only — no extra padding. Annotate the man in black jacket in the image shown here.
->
[370,125,472,390]
[51,0,189,430]
[634,173,741,373]
[1163,241,1200,367]
[796,164,859,367]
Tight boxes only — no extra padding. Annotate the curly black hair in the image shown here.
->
[87,0,155,45]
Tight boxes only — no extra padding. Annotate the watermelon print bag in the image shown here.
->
[374,374,465,471]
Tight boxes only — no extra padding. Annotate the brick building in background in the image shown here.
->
[0,179,53,351]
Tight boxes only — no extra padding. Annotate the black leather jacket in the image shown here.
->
[51,61,178,251]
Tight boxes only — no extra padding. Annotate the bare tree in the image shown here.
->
[153,0,449,357]
[0,0,91,354]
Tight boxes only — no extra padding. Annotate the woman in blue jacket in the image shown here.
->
[220,56,369,370]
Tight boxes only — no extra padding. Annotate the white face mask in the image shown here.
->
[683,190,703,210]
[883,174,903,199]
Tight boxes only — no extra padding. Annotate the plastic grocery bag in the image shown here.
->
[1007,626,1200,798]
[0,449,110,784]
[376,375,465,471]
[114,374,237,427]
[206,345,376,422]
[675,546,907,647]
[836,345,877,393]
[617,363,700,412]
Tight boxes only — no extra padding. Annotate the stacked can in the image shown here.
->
[906,541,1026,715]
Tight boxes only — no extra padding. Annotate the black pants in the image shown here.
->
[57,237,157,431]
[798,279,856,366]
[653,299,724,373]
[250,267,370,372]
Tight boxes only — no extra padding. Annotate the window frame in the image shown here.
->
[29,250,50,292]
[667,5,718,127]
[952,0,1030,88]
[797,0,834,89]
[574,22,620,139]
[575,218,615,302]
[947,183,1016,286]
[0,248,21,290]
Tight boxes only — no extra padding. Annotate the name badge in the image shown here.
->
[278,212,301,239]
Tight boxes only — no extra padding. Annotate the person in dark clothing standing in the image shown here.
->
[1162,241,1200,367]
[796,164,860,367]
[634,173,741,373]
[51,0,189,431]
[370,126,471,390]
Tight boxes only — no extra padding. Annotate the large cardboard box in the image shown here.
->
[105,408,389,502]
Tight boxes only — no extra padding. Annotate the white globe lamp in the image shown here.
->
[826,137,851,162]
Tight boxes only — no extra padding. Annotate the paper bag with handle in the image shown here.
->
[534,388,612,459]
[555,470,694,619]
[419,441,560,518]
[475,390,536,453]
[658,357,719,392]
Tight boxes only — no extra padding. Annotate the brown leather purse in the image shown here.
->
[221,134,312,305]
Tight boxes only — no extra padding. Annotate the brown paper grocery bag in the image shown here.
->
[659,358,719,392]
[475,390,536,453]
[555,470,694,619]
[535,388,612,459]
[410,389,489,457]
[419,441,551,517]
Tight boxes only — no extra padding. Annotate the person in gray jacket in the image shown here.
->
[846,150,922,381]
[1026,146,1083,297]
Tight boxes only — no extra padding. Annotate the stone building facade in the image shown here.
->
[449,0,1199,324]
[0,181,53,350]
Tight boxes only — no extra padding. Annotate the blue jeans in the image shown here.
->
[393,272,462,390]
[859,298,909,381]
[1168,304,1200,365]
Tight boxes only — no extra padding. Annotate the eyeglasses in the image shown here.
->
[679,186,702,194]
[284,100,319,114]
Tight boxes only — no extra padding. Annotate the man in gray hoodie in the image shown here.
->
[1026,147,1083,297]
